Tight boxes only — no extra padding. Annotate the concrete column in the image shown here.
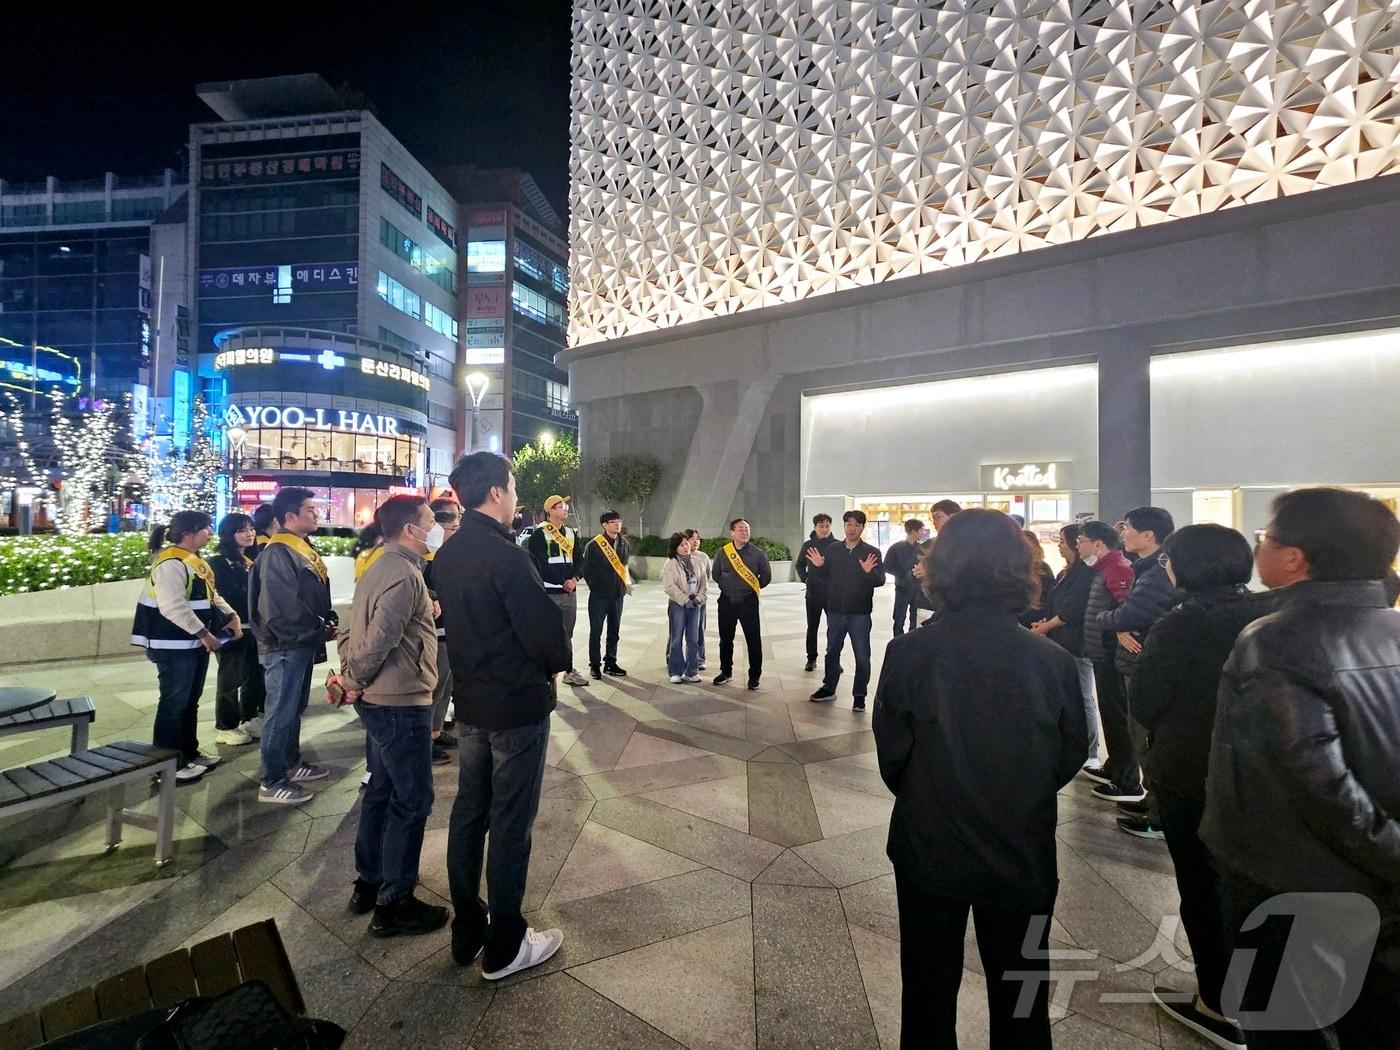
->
[1096,340,1151,519]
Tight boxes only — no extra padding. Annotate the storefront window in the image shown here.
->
[1192,489,1238,527]
[307,432,332,471]
[233,427,422,477]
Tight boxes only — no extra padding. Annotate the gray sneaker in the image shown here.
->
[482,927,564,981]
[289,763,330,783]
[562,669,590,688]
[259,783,312,805]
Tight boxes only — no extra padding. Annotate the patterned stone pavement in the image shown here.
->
[0,582,1213,1048]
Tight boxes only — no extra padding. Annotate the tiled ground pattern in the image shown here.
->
[0,582,1212,1048]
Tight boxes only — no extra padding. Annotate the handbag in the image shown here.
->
[134,980,345,1050]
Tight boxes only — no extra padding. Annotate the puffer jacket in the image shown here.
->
[1200,580,1400,905]
[1098,554,1177,675]
[1082,550,1133,662]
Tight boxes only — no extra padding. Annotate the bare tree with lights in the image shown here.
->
[48,390,130,535]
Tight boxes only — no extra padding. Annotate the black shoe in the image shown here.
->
[713,673,732,685]
[810,686,837,703]
[1080,764,1111,785]
[451,925,486,966]
[603,663,627,677]
[804,659,816,672]
[1117,798,1150,816]
[590,666,602,680]
[747,678,760,691]
[348,878,380,915]
[369,893,450,938]
[432,746,451,766]
[437,730,458,749]
[1117,817,1165,840]
[1151,988,1245,1049]
[1091,781,1147,803]
[852,696,866,711]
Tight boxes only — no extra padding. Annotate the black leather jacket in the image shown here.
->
[1201,580,1400,905]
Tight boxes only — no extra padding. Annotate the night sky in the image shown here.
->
[2,1,575,214]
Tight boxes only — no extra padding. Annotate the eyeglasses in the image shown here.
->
[1156,551,1170,567]
[1253,528,1270,546]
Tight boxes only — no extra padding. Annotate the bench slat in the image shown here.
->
[66,750,131,774]
[233,921,305,1015]
[190,933,243,998]
[88,746,144,770]
[25,761,86,790]
[0,1012,43,1050]
[0,776,24,806]
[38,986,98,1041]
[62,696,96,718]
[3,768,58,801]
[48,755,116,781]
[144,949,198,1010]
[105,740,160,758]
[94,965,153,1021]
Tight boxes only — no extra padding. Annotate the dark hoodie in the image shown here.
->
[796,532,839,596]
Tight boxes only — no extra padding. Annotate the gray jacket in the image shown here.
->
[338,545,437,706]
[712,542,772,603]
[249,539,334,651]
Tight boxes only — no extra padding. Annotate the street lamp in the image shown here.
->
[539,429,555,450]
[464,372,490,452]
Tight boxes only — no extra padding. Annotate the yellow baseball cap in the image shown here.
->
[544,495,569,512]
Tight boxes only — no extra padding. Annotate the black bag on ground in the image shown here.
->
[133,979,344,1050]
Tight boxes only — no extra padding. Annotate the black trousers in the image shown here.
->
[1156,788,1230,1014]
[895,875,1053,1050]
[804,587,826,662]
[1125,675,1162,823]
[718,593,762,681]
[587,593,624,669]
[1092,658,1140,791]
[214,635,265,730]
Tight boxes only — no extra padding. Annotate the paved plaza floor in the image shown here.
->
[0,581,1213,1048]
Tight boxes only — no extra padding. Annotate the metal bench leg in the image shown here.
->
[154,763,176,866]
[71,719,89,754]
[105,785,125,851]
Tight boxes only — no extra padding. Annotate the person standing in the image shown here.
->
[661,532,707,683]
[211,513,265,746]
[1030,524,1101,769]
[874,509,1086,1048]
[352,523,384,582]
[1202,489,1400,1049]
[1076,521,1139,802]
[807,511,885,710]
[251,503,277,558]
[132,511,240,784]
[1018,529,1058,629]
[249,487,336,805]
[424,498,459,763]
[437,452,570,979]
[1094,506,1176,838]
[581,511,631,679]
[1129,524,1267,1049]
[883,519,925,636]
[528,495,589,688]
[712,517,772,690]
[684,529,711,669]
[332,495,448,938]
[796,514,839,670]
[929,499,962,533]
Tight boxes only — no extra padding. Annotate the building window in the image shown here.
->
[467,240,506,273]
[377,271,421,321]
[424,301,457,340]
[511,282,565,329]
[112,197,165,221]
[428,400,456,426]
[429,446,454,476]
[53,200,106,225]
[379,218,455,293]
[1,203,47,226]
[237,427,421,476]
[427,353,454,380]
[546,380,570,413]
[377,326,422,356]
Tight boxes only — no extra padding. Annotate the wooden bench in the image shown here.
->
[0,919,304,1050]
[0,741,178,866]
[0,697,97,755]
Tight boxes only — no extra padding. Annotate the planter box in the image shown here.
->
[627,556,794,584]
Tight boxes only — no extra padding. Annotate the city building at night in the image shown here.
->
[563,0,1400,551]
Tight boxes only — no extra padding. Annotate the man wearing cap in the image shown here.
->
[527,496,589,688]
[581,511,631,679]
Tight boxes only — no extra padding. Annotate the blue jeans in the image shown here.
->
[587,594,624,669]
[823,613,873,698]
[892,588,924,635]
[667,601,701,677]
[258,646,316,789]
[149,648,210,765]
[355,702,435,905]
[1076,656,1101,763]
[446,716,550,972]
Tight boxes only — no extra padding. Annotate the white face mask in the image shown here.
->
[412,523,445,553]
[1083,553,1100,566]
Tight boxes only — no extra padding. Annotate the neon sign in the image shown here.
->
[214,346,429,390]
[225,404,402,437]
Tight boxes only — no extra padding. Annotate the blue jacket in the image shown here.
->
[1097,554,1176,675]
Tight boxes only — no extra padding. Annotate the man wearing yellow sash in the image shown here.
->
[249,487,337,805]
[581,510,632,679]
[711,517,772,689]
[528,495,589,687]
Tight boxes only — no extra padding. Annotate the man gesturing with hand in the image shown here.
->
[809,510,885,711]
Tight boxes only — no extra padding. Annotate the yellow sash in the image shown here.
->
[542,522,574,558]
[723,542,761,596]
[354,545,385,581]
[269,533,329,583]
[152,545,220,600]
[592,534,629,585]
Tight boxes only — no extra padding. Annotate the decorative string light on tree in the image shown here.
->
[48,390,129,536]
[136,396,225,520]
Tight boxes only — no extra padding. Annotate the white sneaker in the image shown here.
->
[259,783,312,805]
[697,661,707,670]
[173,762,205,783]
[189,751,222,767]
[241,716,263,739]
[482,927,564,981]
[289,763,329,782]
[563,669,589,687]
[669,674,683,683]
[214,727,252,746]
[682,675,702,684]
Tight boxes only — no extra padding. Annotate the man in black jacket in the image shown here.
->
[796,514,838,671]
[712,517,772,689]
[436,452,571,981]
[808,510,885,710]
[581,511,630,679]
[1202,488,1400,1049]
[884,518,926,636]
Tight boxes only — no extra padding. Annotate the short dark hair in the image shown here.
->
[1078,520,1121,549]
[1009,514,1026,528]
[216,512,255,561]
[252,503,277,535]
[600,510,621,524]
[271,487,316,526]
[925,509,1037,614]
[430,497,460,523]
[1162,524,1253,592]
[376,494,428,540]
[904,519,924,534]
[1269,487,1400,582]
[931,499,962,517]
[812,513,833,526]
[667,531,689,558]
[450,452,511,510]
[1124,506,1176,545]
[729,518,748,530]
[843,510,867,526]
[1060,523,1082,546]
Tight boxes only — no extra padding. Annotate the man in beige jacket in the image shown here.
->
[332,495,448,939]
